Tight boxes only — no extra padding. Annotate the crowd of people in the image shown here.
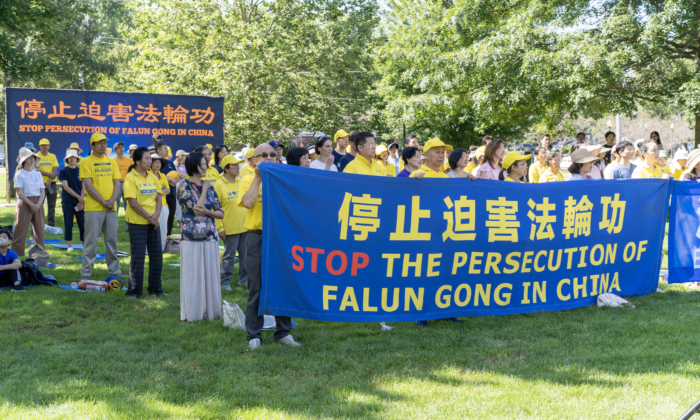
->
[1,128,688,349]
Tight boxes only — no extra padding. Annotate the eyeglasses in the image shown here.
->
[255,152,278,158]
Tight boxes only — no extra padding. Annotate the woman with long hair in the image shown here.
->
[539,152,565,182]
[178,152,224,321]
[477,140,505,180]
[124,147,165,298]
[650,131,662,146]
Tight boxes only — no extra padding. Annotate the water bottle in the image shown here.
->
[85,285,105,293]
[71,282,79,289]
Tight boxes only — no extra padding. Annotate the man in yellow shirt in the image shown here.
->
[239,143,299,349]
[79,133,125,280]
[37,139,59,226]
[240,148,256,178]
[112,141,133,216]
[343,132,385,176]
[215,154,249,290]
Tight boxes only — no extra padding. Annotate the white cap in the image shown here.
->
[675,150,689,160]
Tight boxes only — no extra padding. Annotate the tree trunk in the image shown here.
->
[4,76,9,204]
[696,113,700,148]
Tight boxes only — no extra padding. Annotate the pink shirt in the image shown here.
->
[589,164,602,179]
[477,162,502,180]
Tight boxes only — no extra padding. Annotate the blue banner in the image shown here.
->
[258,165,670,322]
[5,88,224,172]
[668,180,700,283]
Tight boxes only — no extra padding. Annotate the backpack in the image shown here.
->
[20,259,57,286]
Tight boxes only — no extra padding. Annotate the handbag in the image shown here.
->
[27,244,50,267]
[164,239,180,254]
[222,300,246,330]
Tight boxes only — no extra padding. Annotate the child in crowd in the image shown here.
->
[0,230,23,292]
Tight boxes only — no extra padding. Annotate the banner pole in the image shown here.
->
[4,85,8,204]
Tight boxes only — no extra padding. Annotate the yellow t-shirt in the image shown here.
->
[238,174,263,231]
[343,154,385,176]
[505,177,523,183]
[37,152,58,183]
[440,162,450,173]
[214,176,247,235]
[240,164,255,178]
[113,156,134,182]
[380,161,396,177]
[466,161,476,174]
[410,165,449,178]
[671,162,686,181]
[124,170,162,225]
[539,168,565,183]
[186,167,220,184]
[528,161,546,183]
[79,154,120,211]
[631,161,663,179]
[151,170,169,206]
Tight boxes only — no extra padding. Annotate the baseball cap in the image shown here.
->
[23,142,37,152]
[423,138,453,153]
[375,145,388,156]
[113,141,125,149]
[269,140,282,149]
[176,149,189,157]
[90,132,109,144]
[388,142,399,150]
[246,148,255,159]
[675,150,689,160]
[128,144,138,152]
[475,146,486,159]
[221,154,243,167]
[658,150,667,159]
[502,151,531,170]
[39,138,50,146]
[334,129,349,142]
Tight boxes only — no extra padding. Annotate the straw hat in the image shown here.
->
[686,150,700,171]
[571,148,600,164]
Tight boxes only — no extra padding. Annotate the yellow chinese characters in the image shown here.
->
[391,196,431,241]
[563,195,594,239]
[339,193,382,241]
[527,198,556,240]
[485,197,519,242]
[599,193,626,234]
[442,196,476,241]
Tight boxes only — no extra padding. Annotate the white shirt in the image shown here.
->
[14,168,45,197]
[310,159,338,172]
[387,156,400,174]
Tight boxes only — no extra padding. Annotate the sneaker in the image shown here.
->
[222,284,232,291]
[278,335,301,347]
[380,322,393,331]
[238,281,248,287]
[12,281,24,292]
[656,287,665,293]
[156,292,168,297]
[66,247,73,252]
[416,321,428,327]
[248,338,261,350]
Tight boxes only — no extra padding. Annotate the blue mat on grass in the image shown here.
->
[75,254,105,261]
[27,239,62,244]
[50,244,83,250]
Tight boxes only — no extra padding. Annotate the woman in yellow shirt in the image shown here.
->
[539,152,565,182]
[529,146,547,183]
[631,139,667,179]
[466,146,478,174]
[124,147,164,298]
[502,151,530,183]
[671,149,688,180]
[150,154,171,252]
[214,155,250,290]
[375,145,396,177]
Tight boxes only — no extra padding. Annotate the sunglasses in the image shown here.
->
[255,152,278,158]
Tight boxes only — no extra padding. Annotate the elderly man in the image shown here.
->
[411,137,471,326]
[80,133,125,279]
[239,143,300,350]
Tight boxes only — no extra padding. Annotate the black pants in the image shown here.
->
[0,269,19,287]
[62,203,85,242]
[46,181,57,226]
[126,223,163,297]
[165,195,177,236]
[244,231,292,341]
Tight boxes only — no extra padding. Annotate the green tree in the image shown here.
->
[123,0,378,148]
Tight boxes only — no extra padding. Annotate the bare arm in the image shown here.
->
[0,258,22,271]
[241,173,261,209]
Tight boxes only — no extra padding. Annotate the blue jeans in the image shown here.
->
[62,203,85,242]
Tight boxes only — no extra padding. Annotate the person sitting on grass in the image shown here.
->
[0,229,23,292]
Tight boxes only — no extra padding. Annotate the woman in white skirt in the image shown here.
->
[177,151,224,322]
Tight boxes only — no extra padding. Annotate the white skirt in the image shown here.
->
[180,240,222,322]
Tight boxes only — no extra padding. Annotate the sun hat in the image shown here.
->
[571,148,600,164]
[150,154,167,167]
[307,145,317,156]
[658,150,667,159]
[176,149,189,157]
[39,138,50,146]
[423,138,453,153]
[475,146,486,159]
[64,149,81,164]
[375,145,388,156]
[113,141,125,149]
[221,154,243,168]
[23,142,37,152]
[90,132,109,144]
[127,144,138,152]
[502,151,531,170]
[686,150,700,171]
[674,149,689,161]
[18,148,41,168]
[334,129,349,142]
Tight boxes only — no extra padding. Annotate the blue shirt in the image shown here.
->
[0,248,19,274]
[338,154,355,172]
[161,158,178,196]
[332,150,345,167]
[58,166,82,207]
[397,169,412,178]
[612,163,636,179]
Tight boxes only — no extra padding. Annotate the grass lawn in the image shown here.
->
[1,196,698,419]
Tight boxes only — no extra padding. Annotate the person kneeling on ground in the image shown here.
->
[0,230,23,292]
